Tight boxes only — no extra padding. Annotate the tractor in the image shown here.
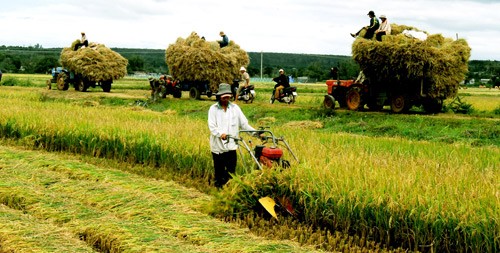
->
[47,67,112,92]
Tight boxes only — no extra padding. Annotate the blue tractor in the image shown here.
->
[47,67,112,92]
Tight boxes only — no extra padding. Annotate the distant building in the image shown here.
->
[480,79,490,84]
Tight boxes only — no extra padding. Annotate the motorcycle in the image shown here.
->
[232,79,256,103]
[270,85,298,104]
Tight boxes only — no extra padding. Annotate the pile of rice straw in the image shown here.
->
[352,24,470,99]
[60,40,128,82]
[166,32,250,92]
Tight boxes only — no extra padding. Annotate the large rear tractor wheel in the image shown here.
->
[346,88,363,110]
[390,94,410,113]
[189,87,200,99]
[323,95,335,109]
[101,80,112,92]
[75,79,88,92]
[173,89,182,98]
[56,73,69,91]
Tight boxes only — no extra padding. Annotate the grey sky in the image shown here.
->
[1,0,499,60]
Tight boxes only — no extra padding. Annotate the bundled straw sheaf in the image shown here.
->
[60,40,128,82]
[166,32,250,92]
[352,24,470,99]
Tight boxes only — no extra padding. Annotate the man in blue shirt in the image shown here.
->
[218,31,229,48]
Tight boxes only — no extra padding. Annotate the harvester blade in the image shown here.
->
[258,197,278,220]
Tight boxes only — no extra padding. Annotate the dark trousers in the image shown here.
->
[376,31,387,41]
[74,40,89,50]
[364,28,376,39]
[212,150,237,188]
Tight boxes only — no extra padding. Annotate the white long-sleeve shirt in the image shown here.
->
[378,20,391,35]
[208,102,255,154]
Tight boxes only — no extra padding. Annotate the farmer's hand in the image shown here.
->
[221,133,227,140]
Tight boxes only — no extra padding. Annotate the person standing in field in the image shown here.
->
[74,32,89,50]
[218,31,229,48]
[351,10,380,39]
[330,67,338,80]
[273,69,290,99]
[375,15,391,41]
[235,66,250,102]
[208,83,257,188]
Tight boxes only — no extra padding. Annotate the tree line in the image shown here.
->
[1,45,498,84]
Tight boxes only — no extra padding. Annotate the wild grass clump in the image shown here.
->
[444,96,474,114]
[493,105,500,115]
[0,76,34,87]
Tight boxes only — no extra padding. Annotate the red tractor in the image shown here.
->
[323,74,444,113]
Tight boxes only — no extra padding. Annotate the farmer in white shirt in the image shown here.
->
[208,83,257,188]
[376,15,391,41]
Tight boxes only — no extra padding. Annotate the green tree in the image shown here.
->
[33,56,59,73]
[127,55,145,73]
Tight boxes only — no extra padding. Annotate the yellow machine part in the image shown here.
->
[258,196,278,220]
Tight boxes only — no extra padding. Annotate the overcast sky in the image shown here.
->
[1,0,499,60]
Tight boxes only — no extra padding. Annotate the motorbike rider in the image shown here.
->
[235,66,250,102]
[272,69,290,100]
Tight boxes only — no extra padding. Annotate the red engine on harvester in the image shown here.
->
[254,145,284,168]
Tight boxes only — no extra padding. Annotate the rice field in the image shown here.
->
[0,76,499,252]
[0,145,328,253]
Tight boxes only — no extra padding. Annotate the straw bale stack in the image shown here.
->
[60,40,128,82]
[165,32,250,92]
[352,24,470,99]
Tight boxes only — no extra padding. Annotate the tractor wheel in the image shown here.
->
[422,99,443,113]
[75,79,88,92]
[56,73,69,91]
[173,90,182,98]
[323,95,335,109]
[390,94,410,113]
[346,88,362,110]
[101,80,112,92]
[338,98,348,108]
[189,87,200,99]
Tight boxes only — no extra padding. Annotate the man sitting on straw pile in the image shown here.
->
[351,10,380,39]
[73,32,89,50]
[218,31,229,48]
[375,15,391,41]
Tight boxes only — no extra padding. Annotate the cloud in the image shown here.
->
[1,0,499,60]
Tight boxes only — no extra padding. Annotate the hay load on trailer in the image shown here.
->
[350,24,471,113]
[56,40,128,92]
[165,32,249,99]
